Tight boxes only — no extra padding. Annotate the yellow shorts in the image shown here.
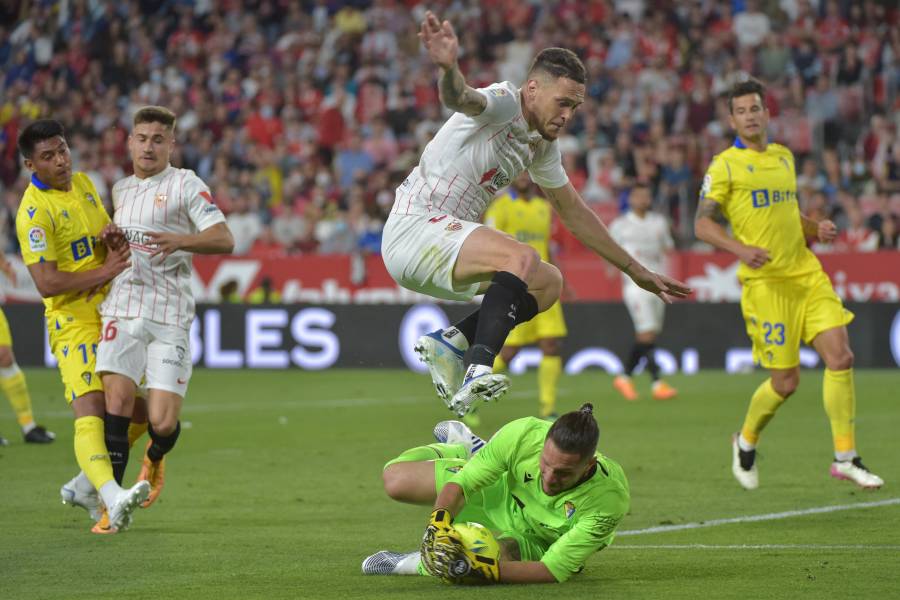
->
[741,270,853,370]
[0,307,11,347]
[505,299,567,347]
[48,317,104,403]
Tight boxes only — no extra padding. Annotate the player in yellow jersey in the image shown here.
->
[695,80,883,490]
[15,119,151,531]
[0,255,55,446]
[485,173,567,420]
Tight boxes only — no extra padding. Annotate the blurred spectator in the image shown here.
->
[834,195,879,252]
[0,0,895,256]
[867,191,900,249]
[247,276,283,304]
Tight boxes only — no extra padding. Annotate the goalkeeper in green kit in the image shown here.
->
[361,404,629,584]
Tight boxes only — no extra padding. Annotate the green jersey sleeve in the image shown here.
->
[540,510,624,582]
[449,417,531,496]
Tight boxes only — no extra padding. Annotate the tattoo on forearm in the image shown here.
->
[695,198,727,224]
[439,66,485,115]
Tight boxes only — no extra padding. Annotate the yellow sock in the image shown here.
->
[73,416,114,490]
[538,356,562,417]
[128,421,148,448]
[493,353,508,374]
[740,378,786,446]
[0,366,34,427]
[823,368,856,458]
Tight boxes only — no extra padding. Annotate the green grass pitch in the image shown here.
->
[1,368,898,599]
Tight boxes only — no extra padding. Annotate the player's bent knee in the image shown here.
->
[382,466,408,501]
[150,418,178,437]
[505,244,540,282]
[825,348,854,371]
[772,376,798,398]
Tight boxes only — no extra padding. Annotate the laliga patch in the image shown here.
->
[488,88,508,97]
[565,501,576,519]
[28,227,47,251]
[700,174,712,199]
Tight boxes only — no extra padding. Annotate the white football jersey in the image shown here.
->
[609,210,674,290]
[391,81,568,222]
[100,165,226,329]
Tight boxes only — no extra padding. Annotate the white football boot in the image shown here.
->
[830,457,884,489]
[107,481,151,531]
[448,366,509,418]
[362,551,420,575]
[414,330,466,407]
[433,420,486,456]
[60,474,103,522]
[731,434,759,490]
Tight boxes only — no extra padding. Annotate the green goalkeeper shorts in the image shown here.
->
[433,458,549,562]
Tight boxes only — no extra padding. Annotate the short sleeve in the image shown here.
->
[183,172,226,231]
[528,140,569,190]
[16,201,57,265]
[700,156,731,205]
[473,83,520,124]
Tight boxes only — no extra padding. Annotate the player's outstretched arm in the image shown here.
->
[26,245,130,298]
[498,560,558,584]
[542,182,691,301]
[695,197,770,269]
[146,222,234,260]
[419,10,486,117]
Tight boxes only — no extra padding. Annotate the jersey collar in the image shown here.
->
[31,173,51,190]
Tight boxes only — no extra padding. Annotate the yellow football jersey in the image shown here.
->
[484,192,552,261]
[701,140,821,281]
[16,172,111,323]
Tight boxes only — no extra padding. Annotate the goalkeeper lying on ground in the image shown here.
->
[361,404,630,584]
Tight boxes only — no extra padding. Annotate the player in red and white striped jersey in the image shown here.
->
[95,106,234,507]
[386,12,690,418]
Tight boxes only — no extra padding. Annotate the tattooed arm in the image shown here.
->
[419,11,487,117]
[695,197,770,269]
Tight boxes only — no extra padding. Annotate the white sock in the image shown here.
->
[464,364,492,382]
[738,434,756,452]
[395,552,421,575]
[67,471,95,494]
[99,481,123,508]
[441,327,469,353]
[21,422,36,435]
[834,450,857,462]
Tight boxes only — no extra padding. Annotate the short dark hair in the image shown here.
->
[546,403,599,458]
[18,119,66,159]
[134,105,177,130]
[728,79,766,114]
[528,48,586,85]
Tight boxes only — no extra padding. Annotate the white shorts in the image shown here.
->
[382,210,482,301]
[623,285,666,334]
[96,317,192,398]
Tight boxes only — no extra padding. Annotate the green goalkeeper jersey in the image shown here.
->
[449,416,630,582]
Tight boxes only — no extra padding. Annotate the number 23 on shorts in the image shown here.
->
[762,321,785,346]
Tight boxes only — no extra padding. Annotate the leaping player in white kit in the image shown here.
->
[608,183,679,402]
[95,106,234,508]
[384,12,691,417]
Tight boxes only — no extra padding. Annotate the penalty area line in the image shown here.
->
[619,497,900,536]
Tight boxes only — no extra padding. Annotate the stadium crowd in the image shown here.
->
[1,0,898,258]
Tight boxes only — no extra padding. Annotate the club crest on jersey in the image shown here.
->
[478,166,510,193]
[154,193,168,208]
[27,206,36,219]
[85,193,97,207]
[446,220,463,232]
[564,501,576,519]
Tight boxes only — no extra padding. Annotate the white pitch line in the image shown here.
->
[619,498,900,536]
[612,544,900,551]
